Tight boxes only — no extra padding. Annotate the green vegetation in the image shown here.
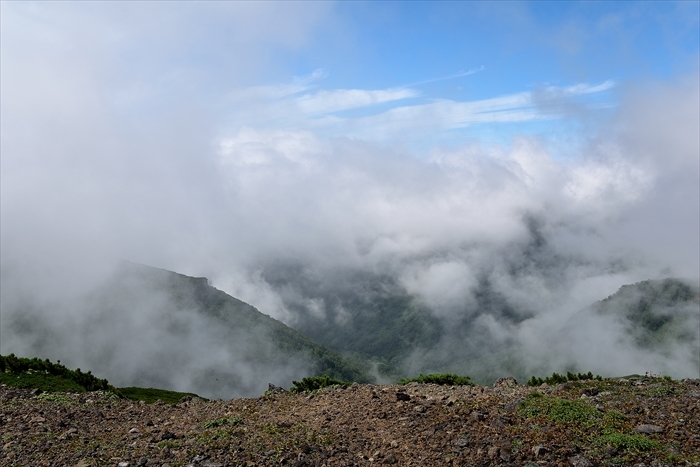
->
[289,375,351,393]
[117,387,206,404]
[398,373,475,386]
[517,392,601,426]
[0,353,210,405]
[203,417,243,429]
[35,392,71,403]
[596,433,659,452]
[0,354,111,392]
[526,371,602,386]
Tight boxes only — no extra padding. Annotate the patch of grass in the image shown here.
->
[203,417,243,429]
[0,354,111,392]
[643,386,676,396]
[35,392,71,403]
[517,392,601,426]
[398,373,475,386]
[596,432,659,452]
[117,387,206,404]
[290,375,351,393]
[0,371,86,393]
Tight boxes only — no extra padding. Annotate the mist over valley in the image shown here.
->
[1,2,698,398]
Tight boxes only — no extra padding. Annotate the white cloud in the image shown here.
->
[297,88,419,115]
[220,77,615,142]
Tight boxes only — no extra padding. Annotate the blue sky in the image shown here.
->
[5,2,696,149]
[216,1,697,149]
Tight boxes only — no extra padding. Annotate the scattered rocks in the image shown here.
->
[1,378,698,467]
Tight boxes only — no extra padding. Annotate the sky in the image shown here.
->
[1,1,699,386]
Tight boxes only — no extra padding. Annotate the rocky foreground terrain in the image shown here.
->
[1,376,699,467]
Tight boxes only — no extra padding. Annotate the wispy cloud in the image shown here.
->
[302,81,615,140]
[296,88,419,115]
[404,66,486,87]
[222,77,615,143]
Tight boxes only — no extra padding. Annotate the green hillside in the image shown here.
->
[110,262,371,385]
[591,278,700,347]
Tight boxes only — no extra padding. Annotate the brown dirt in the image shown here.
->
[1,376,699,467]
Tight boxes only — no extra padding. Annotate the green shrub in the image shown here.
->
[527,371,602,386]
[596,432,659,451]
[0,354,111,392]
[290,375,351,393]
[398,373,475,386]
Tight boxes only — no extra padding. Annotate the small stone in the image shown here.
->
[503,398,523,413]
[532,445,548,457]
[129,428,140,434]
[413,405,425,413]
[117,463,131,467]
[633,424,664,434]
[487,446,499,458]
[383,453,397,464]
[490,417,506,429]
[569,455,594,467]
[267,383,287,394]
[453,436,469,448]
[499,448,511,462]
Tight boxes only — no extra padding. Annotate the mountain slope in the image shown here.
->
[2,262,371,399]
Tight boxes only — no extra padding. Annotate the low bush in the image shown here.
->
[290,375,351,393]
[0,354,111,392]
[526,371,602,386]
[596,432,659,451]
[398,373,475,386]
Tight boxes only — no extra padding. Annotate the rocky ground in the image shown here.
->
[1,376,699,467]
